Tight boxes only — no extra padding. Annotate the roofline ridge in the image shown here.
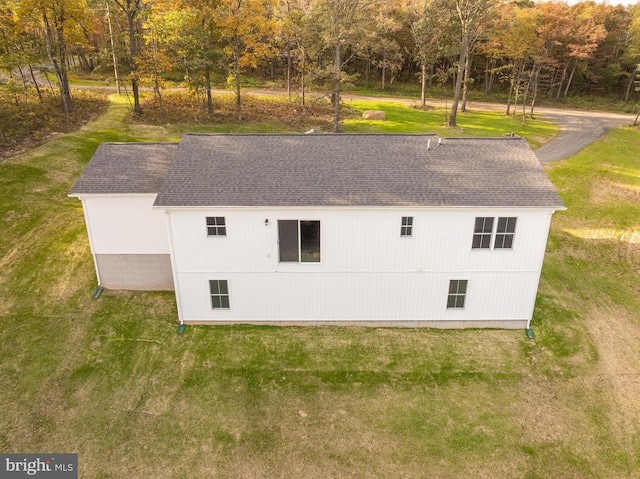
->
[181,132,440,137]
[98,141,178,145]
[443,136,525,141]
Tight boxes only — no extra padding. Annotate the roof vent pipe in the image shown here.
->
[427,139,431,151]
[438,138,442,146]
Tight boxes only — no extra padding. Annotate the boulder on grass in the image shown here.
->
[362,110,386,120]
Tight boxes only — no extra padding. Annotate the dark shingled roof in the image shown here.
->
[69,142,177,195]
[151,134,565,209]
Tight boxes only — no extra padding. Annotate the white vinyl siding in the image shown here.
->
[165,208,554,324]
[176,271,539,322]
[79,195,170,254]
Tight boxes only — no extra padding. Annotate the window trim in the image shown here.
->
[206,216,227,237]
[209,279,230,310]
[400,216,413,237]
[447,279,468,310]
[278,219,321,263]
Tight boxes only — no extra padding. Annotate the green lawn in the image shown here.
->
[0,95,638,478]
[343,100,557,148]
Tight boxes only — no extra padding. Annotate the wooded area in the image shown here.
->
[2,0,640,133]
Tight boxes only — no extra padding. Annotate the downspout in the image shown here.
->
[79,198,102,287]
[526,210,557,330]
[164,210,185,327]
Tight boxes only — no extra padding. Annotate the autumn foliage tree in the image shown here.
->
[15,0,92,122]
[314,0,377,132]
[216,0,276,121]
[112,0,145,113]
[4,0,640,125]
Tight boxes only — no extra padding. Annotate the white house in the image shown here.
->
[69,133,565,328]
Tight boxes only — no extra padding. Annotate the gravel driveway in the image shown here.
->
[531,108,635,163]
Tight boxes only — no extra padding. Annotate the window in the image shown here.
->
[401,216,413,237]
[278,220,320,263]
[206,216,226,236]
[209,280,230,309]
[494,217,517,249]
[472,217,493,249]
[447,280,467,309]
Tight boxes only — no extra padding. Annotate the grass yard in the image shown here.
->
[132,91,559,148]
[0,94,638,478]
[342,100,557,149]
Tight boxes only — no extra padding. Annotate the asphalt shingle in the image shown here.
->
[69,142,177,196]
[151,134,565,209]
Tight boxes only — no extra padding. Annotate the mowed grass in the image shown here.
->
[0,94,638,478]
[343,99,558,148]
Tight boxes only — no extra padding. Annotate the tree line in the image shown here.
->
[2,0,640,132]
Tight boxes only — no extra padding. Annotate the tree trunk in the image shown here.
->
[28,65,43,101]
[564,60,576,98]
[17,66,29,90]
[42,10,72,125]
[508,61,524,117]
[505,63,517,116]
[521,64,536,124]
[381,49,387,90]
[333,41,342,133]
[421,60,426,107]
[448,31,467,127]
[43,66,56,95]
[530,64,541,118]
[461,48,472,113]
[484,58,489,95]
[548,66,557,99]
[204,64,213,115]
[286,49,292,97]
[234,35,242,122]
[521,82,528,124]
[365,57,370,89]
[556,61,568,99]
[106,0,121,94]
[300,50,306,107]
[624,64,637,102]
[126,11,141,114]
[155,76,165,125]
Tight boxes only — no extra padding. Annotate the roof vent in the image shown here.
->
[305,128,322,135]
[438,138,442,146]
[427,139,431,151]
